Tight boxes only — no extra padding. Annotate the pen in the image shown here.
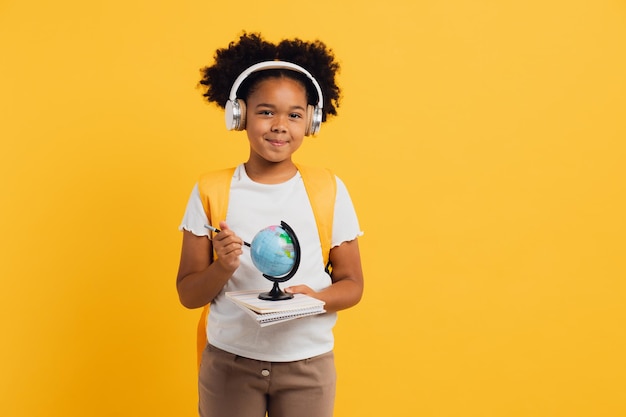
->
[204,224,251,247]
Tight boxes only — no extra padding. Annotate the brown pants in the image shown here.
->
[198,344,336,417]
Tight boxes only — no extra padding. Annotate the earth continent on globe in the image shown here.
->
[250,225,297,277]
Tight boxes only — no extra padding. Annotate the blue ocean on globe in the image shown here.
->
[250,225,297,277]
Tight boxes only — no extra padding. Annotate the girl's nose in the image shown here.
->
[271,115,288,132]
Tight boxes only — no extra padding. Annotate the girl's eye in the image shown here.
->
[289,113,303,119]
[259,110,273,116]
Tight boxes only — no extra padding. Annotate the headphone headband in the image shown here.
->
[227,61,324,109]
[225,61,324,135]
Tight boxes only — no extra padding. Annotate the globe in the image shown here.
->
[250,225,297,277]
[250,222,301,301]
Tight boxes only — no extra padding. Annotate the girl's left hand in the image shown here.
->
[284,285,316,297]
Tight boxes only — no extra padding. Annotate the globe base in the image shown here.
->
[258,281,294,301]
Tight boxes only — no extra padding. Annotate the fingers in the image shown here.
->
[213,231,243,254]
[284,285,315,296]
[213,223,244,248]
[212,221,244,270]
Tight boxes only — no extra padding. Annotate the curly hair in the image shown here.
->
[199,32,341,121]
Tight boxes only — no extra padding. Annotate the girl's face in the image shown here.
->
[244,77,308,166]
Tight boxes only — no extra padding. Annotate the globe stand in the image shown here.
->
[259,281,293,301]
[258,221,301,301]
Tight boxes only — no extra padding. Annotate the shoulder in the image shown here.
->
[295,163,333,177]
[196,166,240,216]
[295,163,336,189]
[198,166,238,185]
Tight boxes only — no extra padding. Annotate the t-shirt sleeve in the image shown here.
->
[331,176,363,248]
[178,183,210,237]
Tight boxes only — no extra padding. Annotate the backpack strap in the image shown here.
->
[198,167,237,254]
[195,167,235,369]
[294,163,336,268]
[194,164,336,369]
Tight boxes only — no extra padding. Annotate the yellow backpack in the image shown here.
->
[195,163,336,367]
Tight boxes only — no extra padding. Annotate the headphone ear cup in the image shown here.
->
[304,105,314,136]
[236,99,246,130]
[305,105,322,136]
[224,99,247,131]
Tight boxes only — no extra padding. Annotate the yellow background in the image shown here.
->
[1,1,625,416]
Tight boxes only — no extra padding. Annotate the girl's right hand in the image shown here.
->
[211,221,244,272]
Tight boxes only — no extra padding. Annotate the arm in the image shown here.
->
[176,221,244,309]
[286,238,364,313]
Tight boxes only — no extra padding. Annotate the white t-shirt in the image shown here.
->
[179,164,362,362]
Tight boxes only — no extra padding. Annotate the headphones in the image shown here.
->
[224,61,324,136]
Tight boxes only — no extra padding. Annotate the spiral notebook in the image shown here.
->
[225,290,326,327]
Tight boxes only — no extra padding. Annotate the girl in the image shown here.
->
[176,32,364,417]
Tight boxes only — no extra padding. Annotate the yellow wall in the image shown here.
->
[1,1,625,416]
